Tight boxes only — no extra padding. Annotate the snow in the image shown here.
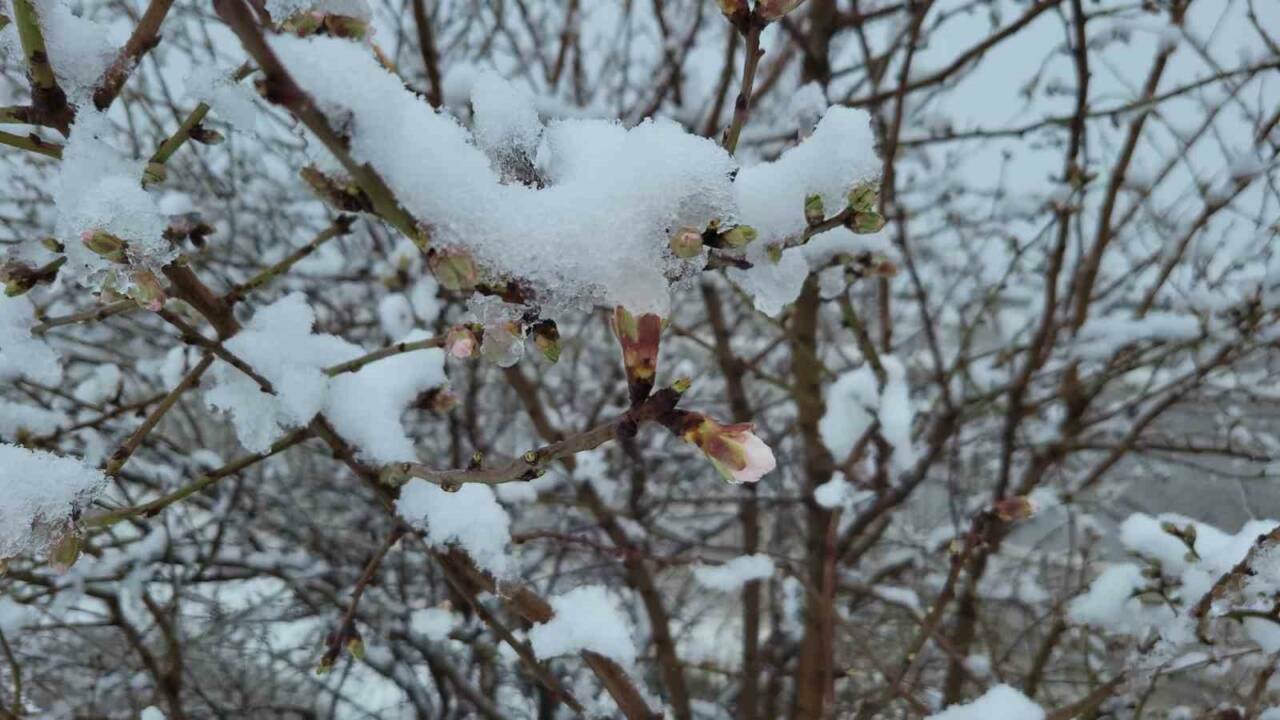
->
[819,356,916,471]
[377,294,415,340]
[72,363,122,405]
[139,707,166,720]
[1075,312,1201,359]
[54,111,172,292]
[527,585,637,666]
[0,400,64,440]
[0,444,106,559]
[926,684,1044,720]
[205,293,362,452]
[396,479,512,576]
[32,0,122,99]
[325,332,447,464]
[692,554,776,591]
[409,607,456,641]
[0,295,62,384]
[184,65,260,132]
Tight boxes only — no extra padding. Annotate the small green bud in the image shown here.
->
[143,162,167,186]
[530,320,561,363]
[81,230,129,264]
[41,237,64,253]
[671,377,692,393]
[847,211,886,234]
[669,227,704,259]
[848,180,879,213]
[804,194,825,226]
[428,247,479,292]
[765,243,784,264]
[718,225,757,249]
[48,526,81,573]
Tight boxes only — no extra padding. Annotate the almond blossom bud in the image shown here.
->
[48,524,82,573]
[129,270,167,311]
[993,496,1037,523]
[804,194,825,226]
[716,0,748,18]
[612,306,663,406]
[445,326,478,359]
[682,415,776,484]
[530,319,561,363]
[669,227,704,259]
[324,14,369,39]
[847,180,879,213]
[81,230,129,264]
[428,247,479,292]
[757,0,807,22]
[846,211,886,234]
[717,225,757,249]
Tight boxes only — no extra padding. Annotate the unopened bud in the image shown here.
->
[41,237,64,253]
[847,180,879,213]
[129,269,167,311]
[669,227,704,259]
[847,211,886,234]
[445,326,478,359]
[143,162,167,186]
[345,634,365,660]
[993,496,1037,523]
[765,243,784,264]
[81,230,129,264]
[324,14,369,39]
[715,0,748,18]
[188,125,225,145]
[530,319,561,363]
[429,388,458,413]
[717,225,757,249]
[428,247,479,292]
[671,377,692,393]
[804,194,825,226]
[49,526,82,573]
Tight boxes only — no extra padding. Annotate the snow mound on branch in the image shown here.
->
[54,111,172,291]
[204,294,447,458]
[819,356,916,472]
[528,585,636,666]
[269,35,879,316]
[325,335,446,464]
[693,554,775,591]
[30,0,121,98]
[0,444,106,559]
[396,479,512,576]
[1070,513,1280,656]
[0,295,62,384]
[409,607,456,641]
[730,108,883,315]
[926,685,1043,720]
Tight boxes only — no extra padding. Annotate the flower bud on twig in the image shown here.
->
[680,414,776,484]
[445,326,478,359]
[669,227,704,259]
[428,247,479,292]
[81,230,129,264]
[612,306,663,406]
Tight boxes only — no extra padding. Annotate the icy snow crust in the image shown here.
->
[269,34,879,317]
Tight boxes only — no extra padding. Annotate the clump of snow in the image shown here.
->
[409,607,457,641]
[926,684,1043,720]
[205,293,362,452]
[1070,513,1280,655]
[72,363,122,405]
[527,585,636,666]
[0,295,62,384]
[32,0,122,99]
[184,65,260,132]
[470,71,543,181]
[271,35,735,315]
[730,108,882,314]
[396,478,512,576]
[0,400,64,440]
[265,0,371,23]
[819,356,916,471]
[1075,312,1201,360]
[0,444,106,559]
[54,111,173,291]
[692,554,776,591]
[325,332,447,464]
[377,294,415,340]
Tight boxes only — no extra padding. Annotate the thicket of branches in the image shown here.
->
[1,0,1278,718]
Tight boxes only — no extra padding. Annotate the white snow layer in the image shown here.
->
[926,685,1044,720]
[0,444,106,558]
[527,585,637,666]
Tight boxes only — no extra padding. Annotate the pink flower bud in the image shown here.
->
[669,227,704,259]
[683,415,777,484]
[446,326,477,359]
[612,306,663,406]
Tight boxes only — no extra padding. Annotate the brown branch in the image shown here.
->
[92,0,176,111]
